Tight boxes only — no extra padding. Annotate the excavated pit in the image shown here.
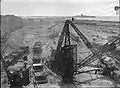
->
[1,15,120,88]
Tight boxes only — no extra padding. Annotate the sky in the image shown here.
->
[1,0,119,16]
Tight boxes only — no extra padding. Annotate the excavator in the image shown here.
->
[1,46,31,88]
[49,20,120,84]
[1,20,120,88]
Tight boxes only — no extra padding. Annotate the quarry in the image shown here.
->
[1,15,120,88]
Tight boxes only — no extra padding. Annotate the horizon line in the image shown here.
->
[1,14,118,17]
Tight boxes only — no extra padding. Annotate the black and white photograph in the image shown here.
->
[1,0,120,88]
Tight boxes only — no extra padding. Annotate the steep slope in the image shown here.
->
[1,15,24,55]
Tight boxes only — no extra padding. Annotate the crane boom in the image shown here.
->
[55,20,120,70]
[56,20,93,52]
[69,20,93,49]
[77,34,120,69]
[56,20,68,51]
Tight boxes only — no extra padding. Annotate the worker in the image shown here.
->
[72,17,74,21]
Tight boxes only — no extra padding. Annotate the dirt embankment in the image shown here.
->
[1,15,24,55]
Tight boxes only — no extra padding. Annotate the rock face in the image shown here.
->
[1,15,24,55]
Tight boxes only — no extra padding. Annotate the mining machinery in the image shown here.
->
[50,20,120,84]
[1,46,31,88]
[31,41,61,88]
[1,20,120,88]
[32,42,48,88]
